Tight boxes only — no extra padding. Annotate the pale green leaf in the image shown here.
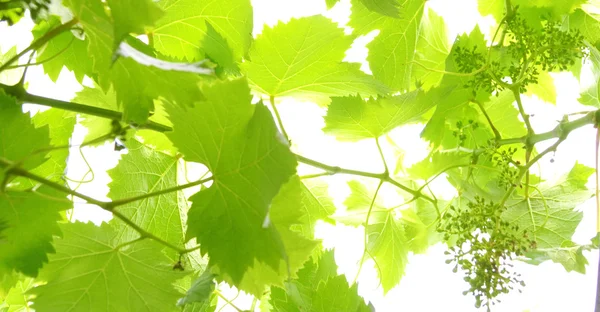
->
[107,139,185,258]
[323,90,433,141]
[0,277,34,312]
[0,187,71,277]
[579,44,600,107]
[153,0,253,61]
[413,9,450,90]
[244,15,390,103]
[31,222,185,312]
[177,270,215,307]
[350,0,427,91]
[202,22,240,77]
[270,250,371,312]
[481,90,527,138]
[107,0,163,44]
[359,0,400,18]
[32,16,93,83]
[166,78,298,284]
[64,0,204,123]
[503,163,593,248]
[477,0,505,22]
[512,0,585,16]
[524,240,592,273]
[526,71,556,103]
[369,211,409,293]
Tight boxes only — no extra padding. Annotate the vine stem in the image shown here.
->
[0,18,79,73]
[215,291,244,312]
[0,157,211,255]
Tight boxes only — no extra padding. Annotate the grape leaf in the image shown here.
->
[153,0,253,61]
[107,139,185,258]
[512,0,585,16]
[407,151,470,181]
[524,240,593,273]
[526,71,556,103]
[243,15,390,103]
[323,90,433,141]
[350,0,426,91]
[503,163,593,249]
[481,90,527,138]
[369,211,409,293]
[222,176,318,296]
[477,0,505,22]
[0,94,50,185]
[166,78,298,284]
[0,277,34,311]
[298,178,337,238]
[73,85,119,144]
[412,9,450,90]
[359,0,400,18]
[31,15,93,83]
[201,22,240,77]
[269,250,371,312]
[31,222,185,312]
[325,0,340,9]
[106,0,163,45]
[177,270,215,307]
[580,44,600,107]
[0,187,71,277]
[568,9,600,47]
[64,0,205,124]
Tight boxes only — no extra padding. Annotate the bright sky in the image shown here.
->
[1,0,598,311]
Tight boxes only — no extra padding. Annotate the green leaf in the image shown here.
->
[0,46,20,84]
[269,250,371,312]
[166,78,298,284]
[477,0,505,22]
[323,90,433,141]
[31,222,185,312]
[297,179,337,238]
[481,90,527,138]
[64,0,204,124]
[73,85,119,144]
[524,240,591,273]
[359,0,400,18]
[413,9,450,90]
[350,0,426,91]
[407,151,470,181]
[153,0,253,61]
[177,270,215,307]
[525,71,556,103]
[0,94,50,185]
[107,139,185,257]
[580,44,600,107]
[13,109,76,189]
[201,22,240,77]
[106,0,163,45]
[568,9,600,47]
[31,16,94,83]
[325,0,340,9]
[0,277,34,311]
[0,187,71,277]
[243,15,390,103]
[369,211,409,293]
[503,163,593,249]
[512,0,585,16]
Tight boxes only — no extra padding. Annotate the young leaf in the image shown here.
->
[0,187,71,277]
[270,250,371,312]
[524,240,592,273]
[243,15,390,103]
[350,0,426,91]
[31,15,93,83]
[106,0,163,46]
[503,163,594,249]
[153,0,253,61]
[177,269,216,307]
[359,0,401,18]
[201,22,240,77]
[107,139,185,258]
[323,90,433,141]
[412,9,450,90]
[31,222,186,312]
[166,78,298,284]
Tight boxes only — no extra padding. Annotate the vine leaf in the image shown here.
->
[177,269,216,307]
[503,163,594,249]
[0,187,71,277]
[482,90,527,138]
[512,0,585,16]
[269,250,372,312]
[0,277,34,311]
[359,0,401,18]
[106,0,163,46]
[0,94,50,184]
[526,71,556,104]
[153,0,253,62]
[524,240,594,273]
[31,222,186,312]
[413,9,450,90]
[64,0,204,124]
[219,176,319,296]
[73,85,119,144]
[201,22,240,77]
[243,15,390,103]
[477,0,505,23]
[569,9,600,47]
[31,15,93,83]
[107,139,185,259]
[580,44,600,107]
[166,78,298,284]
[350,0,426,91]
[323,90,433,141]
